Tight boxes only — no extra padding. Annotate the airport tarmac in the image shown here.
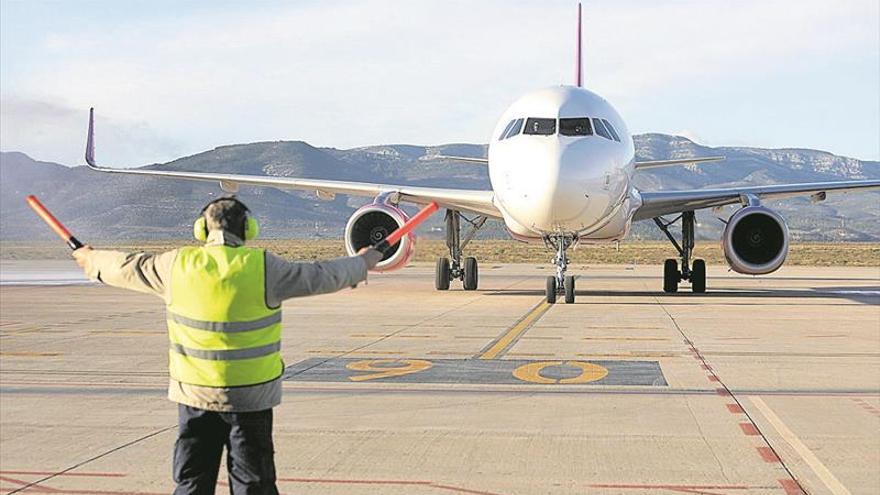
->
[1,260,878,495]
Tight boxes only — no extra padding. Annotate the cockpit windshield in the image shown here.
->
[523,118,556,136]
[559,118,593,136]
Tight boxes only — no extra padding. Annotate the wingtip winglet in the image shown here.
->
[85,107,96,167]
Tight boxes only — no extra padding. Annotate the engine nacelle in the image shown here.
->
[344,203,415,272]
[722,206,789,275]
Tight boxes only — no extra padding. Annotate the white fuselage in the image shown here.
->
[489,86,640,242]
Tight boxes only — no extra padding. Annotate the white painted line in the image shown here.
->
[749,396,852,495]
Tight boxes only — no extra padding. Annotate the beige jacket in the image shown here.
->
[79,230,368,412]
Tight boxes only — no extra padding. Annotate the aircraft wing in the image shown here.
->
[84,110,500,218]
[634,179,880,220]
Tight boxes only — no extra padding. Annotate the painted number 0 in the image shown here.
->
[346,359,433,382]
[512,360,609,384]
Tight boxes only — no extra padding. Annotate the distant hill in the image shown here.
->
[1,135,878,242]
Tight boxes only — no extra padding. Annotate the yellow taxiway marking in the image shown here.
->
[348,333,438,339]
[576,352,680,358]
[346,359,433,382]
[0,351,62,357]
[750,396,852,495]
[512,360,609,384]
[307,350,404,355]
[478,301,551,360]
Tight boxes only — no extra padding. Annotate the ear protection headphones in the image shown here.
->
[193,197,259,242]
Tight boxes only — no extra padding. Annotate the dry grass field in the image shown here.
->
[2,239,878,266]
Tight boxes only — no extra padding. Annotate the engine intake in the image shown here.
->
[344,203,415,272]
[722,206,789,275]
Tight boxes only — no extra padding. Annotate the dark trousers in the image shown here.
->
[173,404,278,495]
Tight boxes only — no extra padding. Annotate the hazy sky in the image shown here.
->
[2,0,878,167]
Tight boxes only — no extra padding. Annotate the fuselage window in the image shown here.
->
[523,117,556,136]
[498,119,516,140]
[601,119,621,142]
[504,118,524,139]
[559,118,593,136]
[592,118,613,141]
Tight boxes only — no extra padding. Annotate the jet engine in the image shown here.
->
[721,206,789,275]
[344,202,415,272]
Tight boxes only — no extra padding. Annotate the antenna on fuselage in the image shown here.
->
[575,2,583,87]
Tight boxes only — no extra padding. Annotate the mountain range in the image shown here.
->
[2,134,878,242]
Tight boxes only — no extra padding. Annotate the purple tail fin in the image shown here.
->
[575,2,583,87]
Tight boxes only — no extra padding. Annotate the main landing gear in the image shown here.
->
[653,211,706,293]
[544,234,577,304]
[435,209,487,291]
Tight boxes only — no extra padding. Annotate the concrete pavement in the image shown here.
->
[1,261,878,494]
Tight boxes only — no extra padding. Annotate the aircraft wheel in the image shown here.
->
[663,259,679,293]
[691,259,706,293]
[545,276,557,304]
[435,257,450,290]
[463,257,478,291]
[564,275,576,304]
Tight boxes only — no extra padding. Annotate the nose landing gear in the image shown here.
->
[544,234,577,304]
[435,209,486,291]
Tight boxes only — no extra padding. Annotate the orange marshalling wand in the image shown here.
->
[26,195,84,250]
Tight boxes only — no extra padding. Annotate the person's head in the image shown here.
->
[194,197,259,242]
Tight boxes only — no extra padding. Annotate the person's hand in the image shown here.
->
[357,247,383,270]
[72,246,93,270]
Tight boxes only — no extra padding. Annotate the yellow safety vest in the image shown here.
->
[167,245,282,387]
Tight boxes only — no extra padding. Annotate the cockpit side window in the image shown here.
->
[498,119,516,140]
[592,118,613,140]
[601,119,621,142]
[559,118,593,136]
[523,117,556,136]
[504,118,524,139]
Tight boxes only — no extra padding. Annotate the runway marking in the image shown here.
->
[585,483,763,494]
[750,396,853,495]
[306,349,404,355]
[346,359,433,382]
[284,358,666,386]
[0,351,61,357]
[739,423,760,436]
[757,446,781,463]
[779,479,808,495]
[477,301,550,359]
[575,352,680,358]
[512,360,608,384]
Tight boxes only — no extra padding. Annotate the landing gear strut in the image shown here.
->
[654,211,706,293]
[544,234,576,304]
[435,209,486,291]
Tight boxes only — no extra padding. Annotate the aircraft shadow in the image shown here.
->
[481,286,880,305]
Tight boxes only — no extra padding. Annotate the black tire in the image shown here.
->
[691,259,706,293]
[564,275,576,304]
[663,259,679,293]
[463,257,478,291]
[545,276,557,304]
[435,257,450,290]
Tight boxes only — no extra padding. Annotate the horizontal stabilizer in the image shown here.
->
[634,156,725,170]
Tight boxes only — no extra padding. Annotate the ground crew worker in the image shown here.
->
[73,196,383,494]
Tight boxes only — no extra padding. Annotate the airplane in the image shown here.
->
[82,3,880,304]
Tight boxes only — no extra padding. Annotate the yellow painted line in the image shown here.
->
[512,360,608,384]
[306,350,404,355]
[750,396,852,495]
[0,351,62,357]
[575,352,680,358]
[478,301,551,360]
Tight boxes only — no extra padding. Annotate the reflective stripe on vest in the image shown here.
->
[167,245,283,388]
